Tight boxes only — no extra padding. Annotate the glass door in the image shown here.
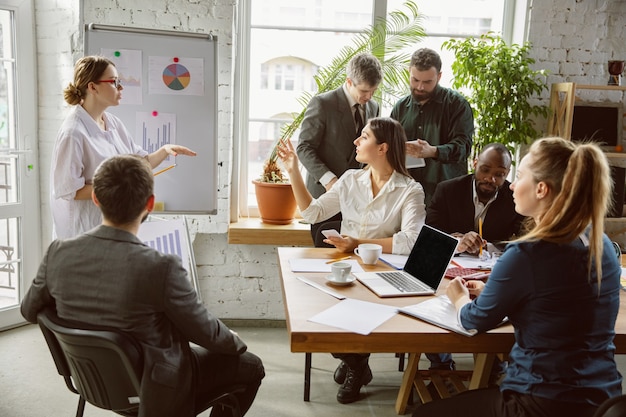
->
[0,0,41,330]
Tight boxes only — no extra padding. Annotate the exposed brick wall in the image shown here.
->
[528,0,626,115]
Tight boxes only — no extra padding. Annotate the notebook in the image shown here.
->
[399,296,509,336]
[354,225,459,297]
[399,295,477,336]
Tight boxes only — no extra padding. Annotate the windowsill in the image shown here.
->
[228,217,313,246]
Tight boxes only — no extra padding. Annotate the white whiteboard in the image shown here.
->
[85,24,218,213]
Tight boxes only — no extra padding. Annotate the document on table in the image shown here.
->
[308,299,398,335]
[399,295,477,336]
[289,258,364,273]
[400,295,508,337]
[379,254,409,270]
[452,253,496,270]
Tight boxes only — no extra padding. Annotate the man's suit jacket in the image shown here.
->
[426,174,525,244]
[297,86,379,198]
[21,225,246,417]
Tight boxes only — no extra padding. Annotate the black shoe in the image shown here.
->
[334,361,348,384]
[336,364,373,404]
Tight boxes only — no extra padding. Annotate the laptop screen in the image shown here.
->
[403,225,459,289]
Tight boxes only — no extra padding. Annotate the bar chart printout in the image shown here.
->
[145,229,182,259]
[135,111,177,161]
[138,219,190,274]
[141,120,171,153]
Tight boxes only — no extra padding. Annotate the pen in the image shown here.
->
[154,164,176,176]
[325,256,351,264]
[450,259,463,268]
[463,271,490,280]
[478,217,483,257]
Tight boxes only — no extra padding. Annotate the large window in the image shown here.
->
[237,0,513,216]
[0,0,40,330]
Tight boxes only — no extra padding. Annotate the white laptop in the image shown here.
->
[354,225,459,297]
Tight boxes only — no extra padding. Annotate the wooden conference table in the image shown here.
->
[277,247,626,415]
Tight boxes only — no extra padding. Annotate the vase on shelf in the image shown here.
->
[252,180,297,225]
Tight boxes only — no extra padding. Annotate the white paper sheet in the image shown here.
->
[308,299,398,335]
[289,258,364,273]
[400,296,477,336]
[452,253,495,270]
[406,140,426,168]
[379,254,409,269]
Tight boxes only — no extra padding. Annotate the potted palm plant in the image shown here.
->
[254,0,426,224]
[442,33,549,160]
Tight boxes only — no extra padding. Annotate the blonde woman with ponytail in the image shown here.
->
[415,137,622,417]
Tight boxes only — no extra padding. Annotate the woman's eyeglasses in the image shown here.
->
[95,78,122,88]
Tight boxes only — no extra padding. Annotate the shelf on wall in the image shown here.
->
[228,217,313,246]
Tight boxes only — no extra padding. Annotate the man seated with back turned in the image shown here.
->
[21,154,265,417]
[424,142,525,374]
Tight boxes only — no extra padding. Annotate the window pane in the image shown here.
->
[244,0,506,211]
[248,26,370,207]
[251,0,373,30]
[0,10,18,205]
[387,0,504,35]
[0,217,20,309]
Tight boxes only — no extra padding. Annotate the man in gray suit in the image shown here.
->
[21,154,264,417]
[296,53,382,246]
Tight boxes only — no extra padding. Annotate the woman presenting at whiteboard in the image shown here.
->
[50,55,196,239]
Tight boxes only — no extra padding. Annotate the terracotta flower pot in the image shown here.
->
[253,180,297,225]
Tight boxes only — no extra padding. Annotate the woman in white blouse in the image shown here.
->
[278,116,426,405]
[51,56,196,239]
[277,116,425,255]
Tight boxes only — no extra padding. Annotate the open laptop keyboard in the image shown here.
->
[376,272,431,293]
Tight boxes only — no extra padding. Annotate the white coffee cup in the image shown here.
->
[354,243,383,265]
[331,262,352,282]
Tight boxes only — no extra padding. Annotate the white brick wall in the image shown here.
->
[34,0,626,320]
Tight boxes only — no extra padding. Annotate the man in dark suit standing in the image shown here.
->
[427,142,525,254]
[21,155,264,417]
[424,142,524,375]
[297,53,382,245]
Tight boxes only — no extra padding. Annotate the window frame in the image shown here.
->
[232,0,526,221]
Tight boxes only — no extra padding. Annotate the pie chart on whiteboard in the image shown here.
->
[162,63,191,91]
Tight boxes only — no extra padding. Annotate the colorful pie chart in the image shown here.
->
[162,63,191,90]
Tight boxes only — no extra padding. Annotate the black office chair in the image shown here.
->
[37,309,244,417]
[593,394,626,417]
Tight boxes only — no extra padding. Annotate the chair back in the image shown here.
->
[37,309,143,414]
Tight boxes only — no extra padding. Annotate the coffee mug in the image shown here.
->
[331,262,352,282]
[354,243,382,265]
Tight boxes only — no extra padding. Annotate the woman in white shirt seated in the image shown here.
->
[277,116,425,255]
[278,116,426,405]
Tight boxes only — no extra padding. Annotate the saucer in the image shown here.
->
[325,275,356,286]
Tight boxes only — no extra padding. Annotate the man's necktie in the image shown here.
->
[354,103,364,138]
